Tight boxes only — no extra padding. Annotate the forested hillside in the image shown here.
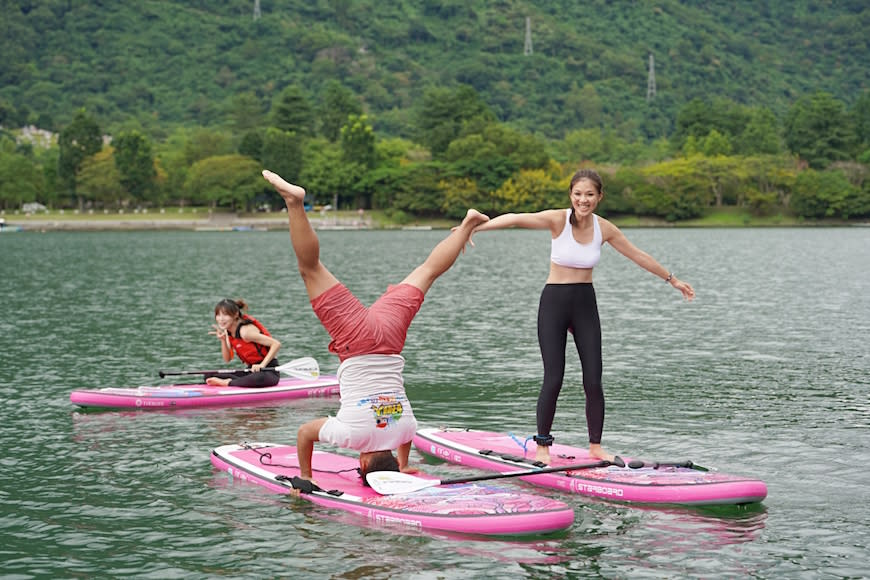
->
[1,0,869,222]
[1,0,868,139]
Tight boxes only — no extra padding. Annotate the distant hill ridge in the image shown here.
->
[1,0,867,140]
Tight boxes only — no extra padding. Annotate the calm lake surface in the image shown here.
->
[1,227,868,579]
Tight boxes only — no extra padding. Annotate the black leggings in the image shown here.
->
[204,360,280,388]
[536,284,604,444]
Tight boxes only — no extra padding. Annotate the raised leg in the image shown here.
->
[401,209,489,294]
[262,170,339,301]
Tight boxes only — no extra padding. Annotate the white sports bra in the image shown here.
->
[550,209,602,269]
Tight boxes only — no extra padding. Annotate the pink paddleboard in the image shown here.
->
[413,427,767,506]
[70,375,339,410]
[211,442,575,536]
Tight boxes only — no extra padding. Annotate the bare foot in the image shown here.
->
[289,475,319,497]
[463,208,490,229]
[205,377,231,387]
[589,443,615,463]
[262,170,306,204]
[535,445,551,465]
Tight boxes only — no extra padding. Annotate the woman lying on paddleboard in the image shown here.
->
[262,169,488,485]
[470,168,695,465]
[205,298,282,387]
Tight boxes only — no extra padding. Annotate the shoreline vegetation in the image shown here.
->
[2,207,867,232]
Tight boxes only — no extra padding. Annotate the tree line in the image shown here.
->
[2,84,869,222]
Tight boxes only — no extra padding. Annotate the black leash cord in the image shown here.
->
[241,442,358,474]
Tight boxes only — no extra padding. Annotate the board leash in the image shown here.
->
[240,442,359,475]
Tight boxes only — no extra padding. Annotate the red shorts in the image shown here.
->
[310,283,425,362]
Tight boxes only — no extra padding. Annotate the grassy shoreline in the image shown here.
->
[2,207,866,231]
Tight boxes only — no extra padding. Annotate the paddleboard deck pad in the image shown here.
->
[211,442,575,536]
[413,427,767,506]
[70,376,339,410]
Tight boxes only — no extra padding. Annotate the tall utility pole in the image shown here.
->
[524,17,533,55]
[253,0,261,21]
[647,52,656,101]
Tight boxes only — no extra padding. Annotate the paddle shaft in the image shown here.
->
[158,368,276,378]
[158,357,318,378]
[438,460,612,485]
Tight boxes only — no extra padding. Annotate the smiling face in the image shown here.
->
[214,308,237,332]
[214,300,242,333]
[570,177,603,217]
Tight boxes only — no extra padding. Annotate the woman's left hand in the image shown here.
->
[672,278,695,301]
[250,363,263,373]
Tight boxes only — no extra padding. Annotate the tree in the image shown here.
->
[340,114,376,168]
[700,130,732,157]
[238,130,263,162]
[272,85,314,136]
[300,137,366,209]
[492,169,564,214]
[57,109,102,206]
[319,81,362,142]
[672,97,748,154]
[438,176,487,218]
[790,168,854,219]
[784,92,856,169]
[0,138,44,210]
[641,157,716,219]
[78,147,122,208]
[415,85,495,156]
[183,127,233,166]
[736,107,782,155]
[114,130,156,204]
[228,91,265,135]
[852,91,870,152]
[184,155,262,211]
[261,128,303,182]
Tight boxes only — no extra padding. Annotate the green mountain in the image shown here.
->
[1,0,868,141]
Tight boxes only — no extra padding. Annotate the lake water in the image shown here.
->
[1,227,868,578]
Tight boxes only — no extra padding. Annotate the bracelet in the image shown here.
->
[665,272,673,283]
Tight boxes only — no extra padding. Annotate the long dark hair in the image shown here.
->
[568,169,604,227]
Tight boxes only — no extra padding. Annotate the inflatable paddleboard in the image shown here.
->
[70,375,339,410]
[211,442,575,536]
[414,427,767,506]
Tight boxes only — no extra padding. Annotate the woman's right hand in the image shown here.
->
[210,324,231,349]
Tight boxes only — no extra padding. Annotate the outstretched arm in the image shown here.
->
[472,210,561,233]
[603,220,696,300]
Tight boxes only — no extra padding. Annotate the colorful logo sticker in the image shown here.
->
[359,394,405,429]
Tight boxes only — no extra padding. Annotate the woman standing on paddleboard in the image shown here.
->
[206,298,282,387]
[471,168,695,465]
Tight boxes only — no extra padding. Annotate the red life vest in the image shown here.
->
[229,315,272,365]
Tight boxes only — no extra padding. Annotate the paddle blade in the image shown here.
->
[366,471,442,495]
[276,357,320,379]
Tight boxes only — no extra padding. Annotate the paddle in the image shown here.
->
[366,459,613,495]
[158,356,320,380]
